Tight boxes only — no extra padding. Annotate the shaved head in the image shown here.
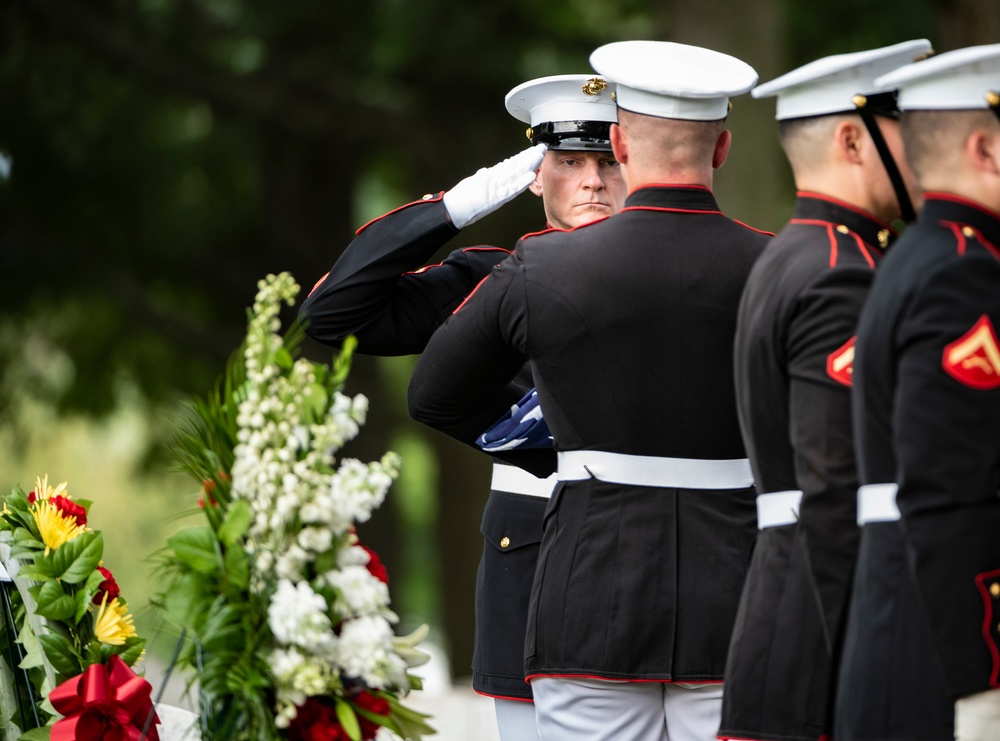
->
[617,109,726,173]
[900,109,1000,182]
[778,114,855,176]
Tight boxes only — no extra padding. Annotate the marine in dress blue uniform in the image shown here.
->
[408,41,770,741]
[298,74,623,741]
[855,45,1000,741]
[718,41,931,741]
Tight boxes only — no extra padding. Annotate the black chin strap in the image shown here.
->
[853,94,916,224]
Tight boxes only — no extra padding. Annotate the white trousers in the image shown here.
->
[495,697,540,740]
[956,688,1000,741]
[531,677,724,741]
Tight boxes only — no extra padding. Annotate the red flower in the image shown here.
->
[286,697,350,741]
[362,546,389,584]
[353,690,391,740]
[28,490,37,504]
[93,566,122,605]
[51,495,88,527]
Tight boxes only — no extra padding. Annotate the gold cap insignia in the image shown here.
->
[986,91,1000,108]
[582,77,607,96]
[526,127,534,141]
[853,94,868,108]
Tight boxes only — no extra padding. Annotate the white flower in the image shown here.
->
[337,615,408,690]
[267,580,336,657]
[297,526,333,553]
[326,565,391,618]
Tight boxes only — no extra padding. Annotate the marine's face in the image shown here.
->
[530,149,627,230]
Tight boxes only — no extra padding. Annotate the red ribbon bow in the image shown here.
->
[49,655,160,741]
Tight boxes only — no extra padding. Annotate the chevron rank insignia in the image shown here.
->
[827,336,856,386]
[942,314,1000,390]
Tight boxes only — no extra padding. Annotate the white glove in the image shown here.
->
[443,143,547,229]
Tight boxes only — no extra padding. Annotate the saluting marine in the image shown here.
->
[854,44,1000,741]
[298,75,625,741]
[408,40,770,741]
[719,41,930,741]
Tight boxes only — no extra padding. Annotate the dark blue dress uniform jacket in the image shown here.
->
[721,193,892,741]
[836,195,998,740]
[408,185,771,681]
[299,194,554,700]
[854,193,1000,707]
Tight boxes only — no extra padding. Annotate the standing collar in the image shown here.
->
[921,193,1000,248]
[623,184,721,213]
[792,191,897,251]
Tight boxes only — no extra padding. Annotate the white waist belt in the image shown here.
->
[557,450,753,490]
[756,490,803,529]
[857,483,900,524]
[490,463,558,499]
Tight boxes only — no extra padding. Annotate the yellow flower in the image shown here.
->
[93,593,137,646]
[32,499,86,556]
[32,474,68,502]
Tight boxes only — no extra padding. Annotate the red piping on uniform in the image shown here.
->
[941,221,1000,262]
[925,192,1000,222]
[355,192,444,235]
[307,272,330,297]
[473,689,534,703]
[520,216,610,243]
[852,232,876,269]
[732,220,776,237]
[797,190,897,231]
[827,224,838,268]
[944,221,969,256]
[401,247,510,277]
[525,672,723,684]
[621,206,723,216]
[719,734,829,741]
[974,568,1000,688]
[452,276,490,314]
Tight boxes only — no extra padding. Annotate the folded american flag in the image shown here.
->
[477,388,553,451]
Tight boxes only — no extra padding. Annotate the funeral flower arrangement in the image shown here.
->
[158,272,431,741]
[0,476,154,740]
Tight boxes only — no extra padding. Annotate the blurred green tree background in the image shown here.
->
[1,0,996,683]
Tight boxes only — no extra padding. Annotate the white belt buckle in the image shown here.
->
[756,490,803,529]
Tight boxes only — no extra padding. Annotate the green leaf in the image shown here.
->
[223,545,249,593]
[37,632,82,677]
[336,698,362,741]
[17,622,45,670]
[75,567,108,623]
[168,526,220,574]
[34,580,76,621]
[217,500,251,546]
[116,636,147,667]
[163,573,214,630]
[18,727,53,741]
[46,531,104,584]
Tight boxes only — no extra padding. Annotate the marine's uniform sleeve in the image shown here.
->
[786,261,872,646]
[893,252,1000,700]
[407,249,530,445]
[298,194,512,355]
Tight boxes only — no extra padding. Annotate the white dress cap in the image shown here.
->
[589,40,758,121]
[505,74,618,150]
[874,43,1000,112]
[753,39,932,120]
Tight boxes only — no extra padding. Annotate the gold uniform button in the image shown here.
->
[500,536,511,549]
[991,583,1000,597]
[836,225,850,235]
[878,228,891,248]
[421,193,434,201]
[963,226,976,237]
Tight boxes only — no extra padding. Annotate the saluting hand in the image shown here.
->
[443,143,547,229]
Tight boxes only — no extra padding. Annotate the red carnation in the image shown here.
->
[92,566,121,605]
[362,546,389,584]
[353,690,391,740]
[51,495,87,527]
[286,697,351,741]
[27,490,37,504]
